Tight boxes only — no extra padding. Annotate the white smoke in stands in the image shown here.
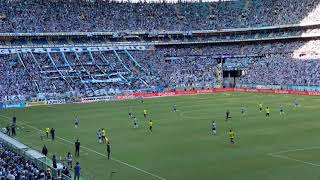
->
[293,3,320,59]
[299,2,320,24]
[293,40,320,59]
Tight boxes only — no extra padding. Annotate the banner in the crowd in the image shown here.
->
[81,78,122,84]
[288,85,320,92]
[0,102,26,109]
[47,99,66,105]
[81,96,115,103]
[0,46,153,54]
[255,85,282,90]
[26,101,47,107]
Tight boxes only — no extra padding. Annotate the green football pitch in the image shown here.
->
[1,92,320,180]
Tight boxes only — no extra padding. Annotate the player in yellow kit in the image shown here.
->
[143,109,147,118]
[265,107,270,118]
[229,129,235,144]
[102,128,107,143]
[259,103,263,112]
[149,120,153,134]
[45,127,50,138]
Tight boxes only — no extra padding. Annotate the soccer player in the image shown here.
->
[241,107,246,116]
[97,129,102,144]
[265,107,270,118]
[45,128,50,138]
[173,104,177,112]
[294,98,299,107]
[133,117,138,128]
[50,128,55,141]
[225,109,231,121]
[102,128,106,143]
[75,139,80,157]
[279,104,285,115]
[259,102,263,112]
[75,116,80,128]
[229,129,235,144]
[149,120,153,134]
[143,109,147,118]
[212,121,217,135]
[107,141,111,159]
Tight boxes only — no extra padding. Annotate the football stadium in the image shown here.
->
[0,0,320,179]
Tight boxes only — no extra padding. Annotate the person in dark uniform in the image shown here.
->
[50,128,55,141]
[107,141,111,159]
[6,124,10,136]
[12,116,16,125]
[11,123,16,136]
[75,139,80,157]
[42,145,48,156]
[52,155,57,169]
[225,109,231,121]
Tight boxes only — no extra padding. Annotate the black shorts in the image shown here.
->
[266,113,270,116]
[259,108,262,111]
[149,126,152,130]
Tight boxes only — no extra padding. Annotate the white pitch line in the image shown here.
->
[268,153,320,167]
[269,146,320,155]
[0,114,167,180]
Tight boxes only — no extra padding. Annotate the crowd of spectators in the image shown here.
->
[1,39,320,99]
[240,55,320,86]
[0,142,53,179]
[0,0,319,33]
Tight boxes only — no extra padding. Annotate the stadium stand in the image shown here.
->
[0,0,319,32]
[1,39,320,100]
[0,0,320,179]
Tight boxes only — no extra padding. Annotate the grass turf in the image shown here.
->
[0,92,320,180]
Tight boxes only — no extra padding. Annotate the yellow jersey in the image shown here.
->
[149,121,153,127]
[45,128,50,133]
[259,103,263,108]
[144,110,147,115]
[229,131,235,139]
[102,130,106,136]
[266,108,270,113]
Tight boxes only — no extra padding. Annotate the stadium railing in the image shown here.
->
[0,132,79,180]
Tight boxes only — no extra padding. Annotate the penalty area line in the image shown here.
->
[268,146,320,168]
[0,115,167,180]
[268,153,320,167]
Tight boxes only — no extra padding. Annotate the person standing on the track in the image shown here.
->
[107,141,111,159]
[75,139,80,157]
[50,128,55,141]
